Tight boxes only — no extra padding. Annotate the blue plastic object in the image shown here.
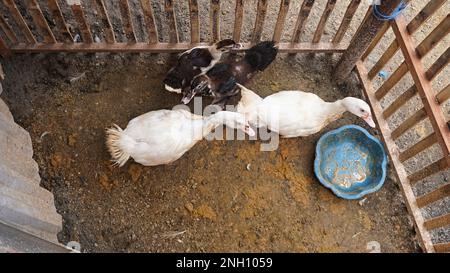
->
[314,125,387,200]
[378,70,389,80]
[373,1,407,21]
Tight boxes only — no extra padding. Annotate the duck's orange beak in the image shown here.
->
[363,114,376,128]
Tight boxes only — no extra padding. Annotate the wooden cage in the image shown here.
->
[0,0,448,252]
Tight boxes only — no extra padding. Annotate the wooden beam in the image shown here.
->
[374,61,408,100]
[392,17,450,166]
[436,83,450,104]
[26,0,56,43]
[383,85,417,119]
[9,42,347,53]
[188,0,200,43]
[399,133,436,162]
[312,0,336,43]
[416,181,450,208]
[210,0,220,42]
[434,242,450,253]
[391,108,427,140]
[0,14,18,44]
[47,0,73,43]
[119,0,136,43]
[332,0,361,44]
[140,0,158,43]
[272,0,290,43]
[164,0,179,43]
[334,0,405,83]
[355,61,434,253]
[361,22,389,60]
[94,0,116,43]
[425,46,449,81]
[3,0,36,43]
[232,0,244,42]
[424,213,450,230]
[291,0,314,43]
[251,0,268,44]
[416,14,450,58]
[70,3,93,43]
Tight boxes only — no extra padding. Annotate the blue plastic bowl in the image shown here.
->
[314,125,388,200]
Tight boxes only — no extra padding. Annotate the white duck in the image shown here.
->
[106,109,255,167]
[236,84,375,138]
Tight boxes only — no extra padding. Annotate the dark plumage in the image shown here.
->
[182,41,278,107]
[163,39,238,94]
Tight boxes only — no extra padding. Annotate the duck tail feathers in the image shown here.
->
[105,124,134,167]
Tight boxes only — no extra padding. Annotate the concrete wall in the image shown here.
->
[0,98,62,244]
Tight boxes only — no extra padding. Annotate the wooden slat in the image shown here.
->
[210,0,220,42]
[140,0,158,43]
[374,61,408,100]
[383,85,417,119]
[0,14,18,44]
[355,61,434,253]
[291,0,314,43]
[312,0,336,43]
[436,83,450,104]
[399,133,436,162]
[407,0,447,34]
[332,0,361,44]
[3,0,36,43]
[70,4,93,43]
[361,22,389,60]
[9,42,347,53]
[368,39,399,79]
[26,0,56,43]
[272,0,290,43]
[426,46,450,81]
[416,14,450,58]
[94,0,116,43]
[424,213,450,230]
[232,0,244,42]
[393,17,450,166]
[188,0,200,43]
[416,181,450,207]
[119,0,136,43]
[47,0,73,43]
[164,0,179,43]
[251,0,268,44]
[434,242,450,253]
[391,108,427,140]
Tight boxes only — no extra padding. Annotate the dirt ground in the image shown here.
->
[4,0,448,252]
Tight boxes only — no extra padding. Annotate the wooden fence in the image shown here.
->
[0,0,448,253]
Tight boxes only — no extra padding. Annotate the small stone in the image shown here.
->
[246,163,251,171]
[184,202,194,213]
[67,134,77,147]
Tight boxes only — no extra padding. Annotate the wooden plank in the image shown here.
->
[188,0,200,43]
[374,61,408,100]
[407,0,446,34]
[251,0,268,44]
[399,133,436,162]
[272,0,290,43]
[47,0,73,43]
[361,22,389,60]
[391,108,427,140]
[383,85,417,119]
[140,0,158,43]
[0,14,18,44]
[355,61,435,253]
[119,0,136,43]
[164,0,179,43]
[425,46,450,81]
[232,0,244,42]
[312,0,336,43]
[436,83,450,104]
[94,0,116,43]
[368,39,399,79]
[25,0,56,43]
[416,181,450,207]
[334,0,405,83]
[332,0,361,44]
[3,0,36,43]
[424,213,450,230]
[210,0,220,42]
[434,242,450,253]
[70,3,93,43]
[9,42,347,53]
[291,0,315,43]
[416,14,450,58]
[393,17,450,166]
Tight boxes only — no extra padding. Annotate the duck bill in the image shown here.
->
[244,126,256,137]
[181,92,196,104]
[363,115,376,128]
